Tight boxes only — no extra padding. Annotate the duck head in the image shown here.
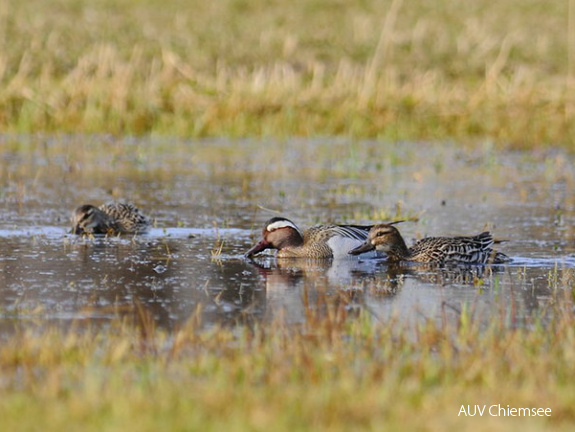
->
[71,204,111,235]
[349,222,405,255]
[245,217,304,257]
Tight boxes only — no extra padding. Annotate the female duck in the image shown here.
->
[71,202,151,235]
[245,217,377,259]
[349,223,510,265]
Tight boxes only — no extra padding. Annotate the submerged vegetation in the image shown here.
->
[1,0,574,147]
[1,285,574,431]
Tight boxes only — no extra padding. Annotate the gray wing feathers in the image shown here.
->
[329,225,371,241]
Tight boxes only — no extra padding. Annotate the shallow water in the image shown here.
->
[1,137,574,333]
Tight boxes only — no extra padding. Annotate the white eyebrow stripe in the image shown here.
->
[266,220,303,237]
[267,220,298,231]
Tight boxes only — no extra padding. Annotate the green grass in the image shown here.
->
[1,0,574,147]
[1,288,574,431]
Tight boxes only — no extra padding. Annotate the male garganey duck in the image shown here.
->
[245,217,379,259]
[71,202,151,235]
[349,222,510,265]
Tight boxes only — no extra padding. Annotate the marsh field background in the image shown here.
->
[1,0,574,146]
[2,0,575,431]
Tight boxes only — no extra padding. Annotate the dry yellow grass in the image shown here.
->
[0,0,573,147]
[0,287,574,431]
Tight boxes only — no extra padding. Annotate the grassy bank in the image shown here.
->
[1,0,573,147]
[1,289,574,431]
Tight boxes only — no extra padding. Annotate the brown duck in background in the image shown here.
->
[71,202,151,235]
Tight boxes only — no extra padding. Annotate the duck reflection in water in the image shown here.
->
[245,251,506,325]
[246,256,401,324]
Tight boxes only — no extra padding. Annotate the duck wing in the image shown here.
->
[301,224,373,259]
[410,232,495,265]
[99,203,151,234]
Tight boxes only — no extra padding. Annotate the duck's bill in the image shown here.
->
[348,241,375,256]
[245,239,270,257]
[71,226,83,235]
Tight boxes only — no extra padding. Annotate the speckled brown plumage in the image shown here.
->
[349,223,510,265]
[71,202,151,235]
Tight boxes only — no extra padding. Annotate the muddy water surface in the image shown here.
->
[1,137,574,333]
